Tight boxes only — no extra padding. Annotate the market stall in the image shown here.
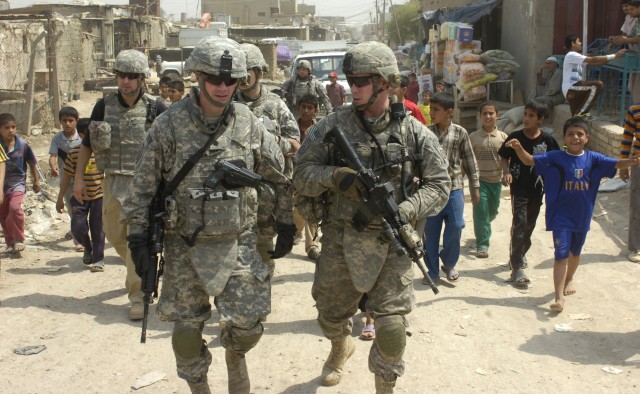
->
[428,22,518,131]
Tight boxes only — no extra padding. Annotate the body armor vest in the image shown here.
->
[102,92,156,176]
[165,101,259,238]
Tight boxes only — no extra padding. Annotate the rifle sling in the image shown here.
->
[160,104,235,200]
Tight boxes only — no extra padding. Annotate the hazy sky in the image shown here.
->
[8,0,409,24]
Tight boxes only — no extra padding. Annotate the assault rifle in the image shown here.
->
[141,190,165,343]
[204,159,262,190]
[325,125,439,294]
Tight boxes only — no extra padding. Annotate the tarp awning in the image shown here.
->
[421,0,502,25]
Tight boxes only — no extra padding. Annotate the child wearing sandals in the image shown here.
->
[56,119,105,272]
[498,101,560,286]
[422,93,480,283]
[507,117,640,312]
[469,101,508,258]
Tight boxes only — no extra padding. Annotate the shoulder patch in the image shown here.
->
[297,124,321,157]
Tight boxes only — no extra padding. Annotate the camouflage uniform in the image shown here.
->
[293,42,451,389]
[121,37,292,392]
[282,60,332,117]
[238,43,299,268]
[88,49,160,310]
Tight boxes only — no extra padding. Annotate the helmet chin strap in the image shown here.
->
[354,75,385,112]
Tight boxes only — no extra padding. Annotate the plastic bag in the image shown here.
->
[481,50,514,62]
[463,85,487,102]
[459,62,486,83]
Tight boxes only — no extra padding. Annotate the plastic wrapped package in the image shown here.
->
[484,60,520,74]
[463,85,487,102]
[481,50,515,62]
[456,73,498,91]
[459,62,486,83]
[458,52,482,63]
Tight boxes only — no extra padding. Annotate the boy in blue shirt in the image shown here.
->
[508,117,640,313]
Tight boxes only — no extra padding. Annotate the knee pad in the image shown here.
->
[172,322,204,360]
[220,323,264,353]
[375,315,406,361]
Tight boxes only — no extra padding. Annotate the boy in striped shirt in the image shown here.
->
[620,104,640,263]
[56,119,105,272]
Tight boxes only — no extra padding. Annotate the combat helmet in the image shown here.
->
[185,36,247,78]
[113,49,149,74]
[240,43,268,73]
[342,41,400,87]
[296,59,312,71]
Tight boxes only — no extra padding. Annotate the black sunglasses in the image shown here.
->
[116,72,142,80]
[347,76,373,88]
[201,73,238,86]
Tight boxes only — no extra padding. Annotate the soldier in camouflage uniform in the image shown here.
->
[282,59,333,117]
[236,43,300,272]
[293,41,451,393]
[120,37,295,394]
[73,49,167,320]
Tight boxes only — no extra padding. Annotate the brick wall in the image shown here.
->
[256,43,277,80]
[551,104,623,158]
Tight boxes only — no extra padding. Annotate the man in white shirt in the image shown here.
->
[562,34,626,117]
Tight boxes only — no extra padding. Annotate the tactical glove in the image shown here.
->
[332,167,367,201]
[268,222,297,259]
[127,233,151,278]
[398,201,413,223]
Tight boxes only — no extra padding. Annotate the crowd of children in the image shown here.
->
[1,72,638,318]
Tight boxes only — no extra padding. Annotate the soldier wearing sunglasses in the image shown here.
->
[121,37,294,394]
[73,49,167,321]
[293,41,450,393]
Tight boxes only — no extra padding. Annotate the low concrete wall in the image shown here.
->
[550,104,623,158]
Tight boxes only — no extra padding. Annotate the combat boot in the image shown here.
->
[187,377,211,394]
[321,336,356,386]
[375,374,396,394]
[226,349,250,394]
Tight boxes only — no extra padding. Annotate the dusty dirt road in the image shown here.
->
[1,92,639,393]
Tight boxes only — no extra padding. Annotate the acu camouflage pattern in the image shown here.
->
[120,86,285,382]
[121,87,290,295]
[281,74,333,115]
[343,41,401,88]
[293,105,450,379]
[237,85,299,258]
[99,92,157,176]
[185,37,247,78]
[240,43,268,72]
[159,234,270,382]
[113,49,149,74]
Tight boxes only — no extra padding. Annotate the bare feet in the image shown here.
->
[550,298,564,313]
[563,280,576,296]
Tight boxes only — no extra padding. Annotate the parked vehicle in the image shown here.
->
[290,51,351,103]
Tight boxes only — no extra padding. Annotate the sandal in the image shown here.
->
[441,265,460,282]
[90,261,104,273]
[476,250,489,258]
[510,269,530,286]
[359,323,375,341]
[75,244,85,252]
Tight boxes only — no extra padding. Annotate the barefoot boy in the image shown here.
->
[0,113,40,254]
[508,117,640,312]
[498,101,560,285]
[469,101,508,258]
[423,92,480,283]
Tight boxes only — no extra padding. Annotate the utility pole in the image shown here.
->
[389,0,401,45]
[381,0,386,41]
